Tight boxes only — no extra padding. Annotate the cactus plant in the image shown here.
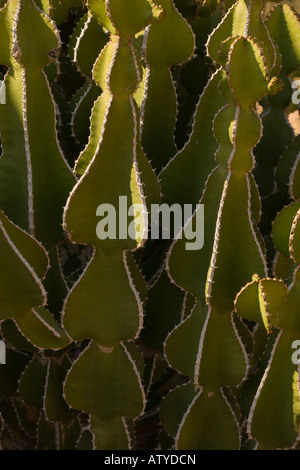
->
[0,0,299,450]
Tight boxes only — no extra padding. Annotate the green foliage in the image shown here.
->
[0,0,299,450]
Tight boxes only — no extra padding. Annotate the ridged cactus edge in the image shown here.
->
[0,0,299,451]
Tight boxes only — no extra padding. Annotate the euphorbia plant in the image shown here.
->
[0,0,299,450]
